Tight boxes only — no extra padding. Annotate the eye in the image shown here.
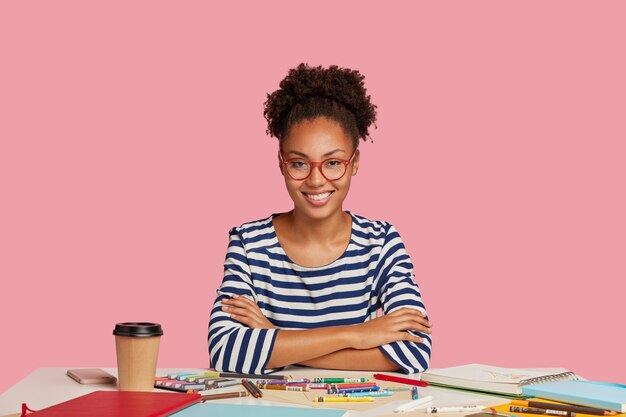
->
[288,160,309,170]
[324,159,343,169]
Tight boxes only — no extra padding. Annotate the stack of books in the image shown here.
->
[421,364,626,413]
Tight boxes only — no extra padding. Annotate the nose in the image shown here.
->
[306,164,327,186]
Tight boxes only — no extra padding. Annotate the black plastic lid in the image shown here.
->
[113,322,163,337]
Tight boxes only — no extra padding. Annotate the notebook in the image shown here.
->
[420,364,582,397]
[25,390,201,416]
[522,381,626,412]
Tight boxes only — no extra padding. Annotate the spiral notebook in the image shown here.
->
[420,364,582,397]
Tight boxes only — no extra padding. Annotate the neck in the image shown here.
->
[288,209,349,243]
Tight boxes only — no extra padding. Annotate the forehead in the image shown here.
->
[282,117,353,157]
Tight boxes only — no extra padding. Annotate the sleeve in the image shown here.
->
[208,227,280,374]
[374,224,432,374]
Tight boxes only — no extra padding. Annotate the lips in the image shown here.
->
[304,191,333,201]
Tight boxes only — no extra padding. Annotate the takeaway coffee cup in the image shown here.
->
[113,322,163,391]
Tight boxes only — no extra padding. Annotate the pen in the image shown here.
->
[411,386,419,400]
[201,391,249,401]
[511,400,618,416]
[486,408,521,417]
[314,396,374,402]
[510,406,574,417]
[426,405,486,413]
[373,373,429,387]
[394,395,434,413]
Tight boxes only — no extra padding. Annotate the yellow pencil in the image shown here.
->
[314,396,374,402]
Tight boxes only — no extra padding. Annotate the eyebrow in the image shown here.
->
[286,149,347,158]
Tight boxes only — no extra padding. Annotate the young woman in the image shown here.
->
[208,64,432,374]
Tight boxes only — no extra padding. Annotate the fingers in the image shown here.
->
[222,296,261,318]
[222,294,256,308]
[224,306,265,327]
[386,308,432,334]
[350,315,428,349]
[221,294,274,329]
[403,331,425,344]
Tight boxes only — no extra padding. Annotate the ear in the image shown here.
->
[351,149,360,176]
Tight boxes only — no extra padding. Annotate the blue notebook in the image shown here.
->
[522,381,626,412]
[172,403,347,417]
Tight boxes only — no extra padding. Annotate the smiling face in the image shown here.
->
[280,117,360,222]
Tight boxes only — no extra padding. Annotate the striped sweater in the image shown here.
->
[208,212,431,374]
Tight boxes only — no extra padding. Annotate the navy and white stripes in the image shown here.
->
[208,212,432,374]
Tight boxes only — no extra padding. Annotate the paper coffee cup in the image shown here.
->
[113,322,163,391]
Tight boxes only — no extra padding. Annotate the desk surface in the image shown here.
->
[0,367,507,417]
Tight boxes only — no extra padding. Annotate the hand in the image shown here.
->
[347,308,432,350]
[221,294,275,329]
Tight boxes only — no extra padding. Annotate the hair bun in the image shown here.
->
[264,63,377,143]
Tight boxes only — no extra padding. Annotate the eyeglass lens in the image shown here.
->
[286,159,346,180]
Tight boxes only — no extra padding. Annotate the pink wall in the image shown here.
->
[1,1,625,394]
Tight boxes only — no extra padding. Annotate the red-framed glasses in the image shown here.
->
[280,151,357,181]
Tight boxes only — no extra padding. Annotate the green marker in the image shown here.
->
[312,377,368,383]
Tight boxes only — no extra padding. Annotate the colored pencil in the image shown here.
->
[203,371,288,379]
[511,400,619,416]
[346,390,393,397]
[242,379,263,398]
[258,379,311,384]
[263,384,309,391]
[328,386,380,394]
[314,396,374,402]
[213,379,240,388]
[312,377,368,383]
[329,382,378,389]
[201,391,249,401]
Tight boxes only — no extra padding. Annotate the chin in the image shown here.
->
[295,203,341,221]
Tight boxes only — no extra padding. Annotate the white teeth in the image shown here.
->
[306,192,331,201]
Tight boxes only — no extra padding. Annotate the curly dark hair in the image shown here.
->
[264,63,377,149]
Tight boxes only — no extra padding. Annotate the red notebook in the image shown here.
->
[26,390,201,417]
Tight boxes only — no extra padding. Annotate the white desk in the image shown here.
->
[0,368,507,417]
